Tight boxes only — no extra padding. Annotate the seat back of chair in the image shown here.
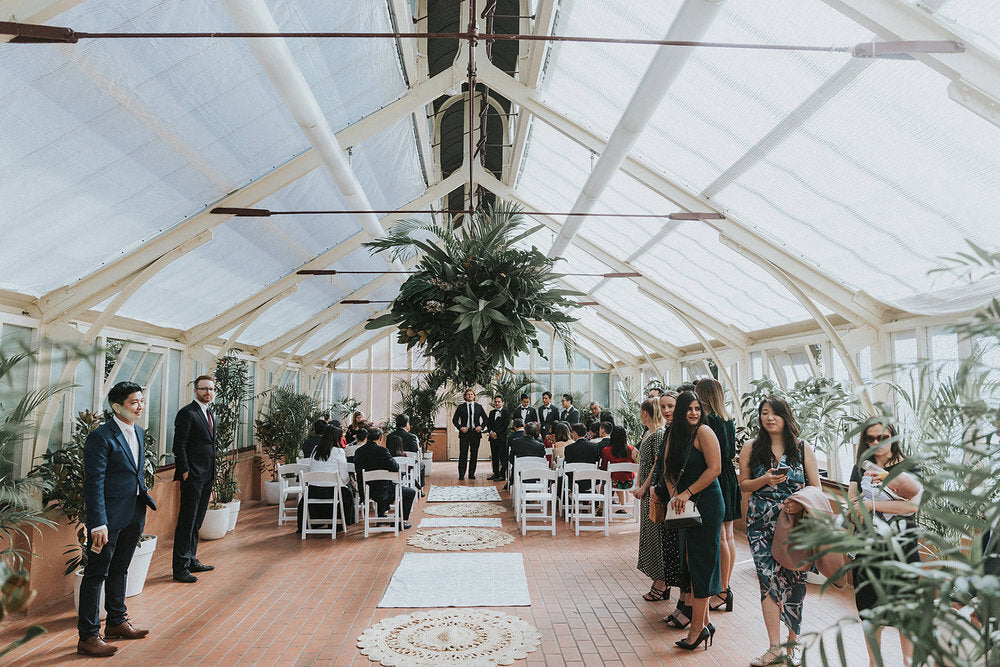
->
[518,467,556,486]
[572,468,611,490]
[363,469,400,484]
[278,463,308,490]
[606,462,639,489]
[517,457,548,471]
[562,462,597,476]
[301,470,341,488]
[404,451,419,461]
[345,444,359,458]
[296,457,310,465]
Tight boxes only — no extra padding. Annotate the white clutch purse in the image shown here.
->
[664,498,702,528]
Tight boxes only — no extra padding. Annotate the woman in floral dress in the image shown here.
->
[738,396,820,667]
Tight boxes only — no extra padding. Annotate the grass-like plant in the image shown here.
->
[211,353,252,504]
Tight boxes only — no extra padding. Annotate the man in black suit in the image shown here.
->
[391,414,424,488]
[585,402,603,429]
[513,394,537,427]
[77,381,158,657]
[486,395,510,481]
[559,393,580,426]
[354,427,415,528]
[537,391,558,438]
[564,422,602,493]
[508,421,545,485]
[452,388,487,480]
[172,375,217,584]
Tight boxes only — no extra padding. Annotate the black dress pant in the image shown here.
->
[458,433,481,477]
[490,435,508,478]
[173,474,213,574]
[78,497,145,638]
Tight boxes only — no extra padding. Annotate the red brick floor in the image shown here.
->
[1,465,905,666]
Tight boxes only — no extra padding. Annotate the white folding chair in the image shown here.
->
[518,468,557,535]
[362,470,403,537]
[301,471,345,540]
[560,462,598,522]
[345,444,360,459]
[607,462,641,521]
[277,463,308,526]
[511,457,547,519]
[404,451,422,495]
[393,456,414,489]
[573,469,612,536]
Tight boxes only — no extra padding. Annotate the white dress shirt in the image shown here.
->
[309,448,349,487]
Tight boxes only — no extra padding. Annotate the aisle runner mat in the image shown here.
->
[426,485,502,502]
[418,517,503,528]
[378,553,530,608]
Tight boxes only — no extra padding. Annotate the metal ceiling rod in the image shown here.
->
[549,0,727,259]
[219,0,400,269]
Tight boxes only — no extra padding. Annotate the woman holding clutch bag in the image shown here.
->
[739,396,820,666]
[653,390,723,652]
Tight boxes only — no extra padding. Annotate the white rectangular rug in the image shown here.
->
[378,553,530,608]
[418,517,503,528]
[426,485,502,502]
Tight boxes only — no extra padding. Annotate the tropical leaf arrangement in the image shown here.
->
[364,201,581,389]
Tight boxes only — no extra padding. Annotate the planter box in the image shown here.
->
[262,480,281,505]
[125,535,157,597]
[226,500,241,531]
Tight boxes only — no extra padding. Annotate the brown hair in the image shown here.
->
[855,421,903,467]
[695,378,730,421]
[640,397,663,428]
[194,375,214,387]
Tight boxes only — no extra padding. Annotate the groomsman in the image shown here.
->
[559,393,580,425]
[513,394,537,426]
[486,396,510,481]
[452,389,487,480]
[537,391,558,437]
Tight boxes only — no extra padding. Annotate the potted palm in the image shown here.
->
[255,386,317,504]
[393,378,448,471]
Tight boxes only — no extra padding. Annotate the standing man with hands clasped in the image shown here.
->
[487,395,511,481]
[77,381,157,657]
[172,375,217,584]
[452,388,487,480]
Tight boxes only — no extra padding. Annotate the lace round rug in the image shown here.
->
[407,527,515,551]
[358,608,541,666]
[423,503,507,517]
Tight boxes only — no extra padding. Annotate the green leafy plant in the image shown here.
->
[254,386,317,481]
[329,396,363,422]
[211,354,252,504]
[392,377,448,453]
[791,243,1000,666]
[613,377,644,445]
[364,201,581,389]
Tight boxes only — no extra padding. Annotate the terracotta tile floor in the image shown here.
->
[2,466,906,666]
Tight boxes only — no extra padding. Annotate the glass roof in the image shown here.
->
[1,0,998,369]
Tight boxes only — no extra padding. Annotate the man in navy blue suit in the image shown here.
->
[77,381,157,657]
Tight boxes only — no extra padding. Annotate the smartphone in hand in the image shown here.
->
[772,466,791,476]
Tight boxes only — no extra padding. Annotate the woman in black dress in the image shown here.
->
[849,421,923,667]
[653,391,723,652]
[695,378,741,612]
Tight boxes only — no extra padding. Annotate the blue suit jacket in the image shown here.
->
[84,420,157,531]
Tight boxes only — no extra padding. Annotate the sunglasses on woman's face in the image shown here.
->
[864,433,891,444]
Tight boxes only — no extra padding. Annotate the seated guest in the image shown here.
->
[585,401,603,429]
[600,425,637,509]
[508,421,545,486]
[354,427,415,529]
[346,427,367,463]
[301,419,326,459]
[550,421,574,464]
[386,433,405,458]
[391,414,425,488]
[588,421,602,442]
[595,421,613,449]
[564,422,601,493]
[297,425,356,532]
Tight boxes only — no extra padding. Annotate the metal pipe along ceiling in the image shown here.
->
[548,0,727,259]
[220,0,399,269]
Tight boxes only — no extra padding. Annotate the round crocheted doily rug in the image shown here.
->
[407,527,514,552]
[423,503,507,517]
[358,608,541,666]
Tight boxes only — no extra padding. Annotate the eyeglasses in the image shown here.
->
[864,433,891,444]
[195,386,215,392]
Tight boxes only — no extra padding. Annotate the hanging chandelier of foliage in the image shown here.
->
[364,201,580,389]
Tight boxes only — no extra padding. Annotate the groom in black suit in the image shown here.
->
[77,381,157,657]
[486,395,511,481]
[537,391,558,437]
[452,388,487,480]
[171,375,217,583]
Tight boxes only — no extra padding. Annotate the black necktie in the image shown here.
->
[468,403,473,426]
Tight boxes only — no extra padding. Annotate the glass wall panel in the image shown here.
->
[592,373,610,409]
[552,338,570,370]
[1,324,32,477]
[552,373,570,399]
[390,339,409,369]
[330,373,349,401]
[371,373,389,424]
[371,337,390,369]
[351,374,368,417]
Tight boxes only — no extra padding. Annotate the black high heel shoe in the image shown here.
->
[674,627,712,651]
[662,602,692,628]
[710,587,734,611]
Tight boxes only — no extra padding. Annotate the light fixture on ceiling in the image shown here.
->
[210,206,725,220]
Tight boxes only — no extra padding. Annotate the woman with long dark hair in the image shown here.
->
[297,424,356,531]
[652,390,724,652]
[600,425,637,509]
[849,421,922,667]
[695,378,741,612]
[738,396,819,666]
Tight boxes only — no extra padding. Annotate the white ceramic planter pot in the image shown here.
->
[125,535,157,598]
[262,480,281,505]
[422,452,433,476]
[226,500,241,531]
[74,569,107,620]
[806,570,827,585]
[199,506,230,541]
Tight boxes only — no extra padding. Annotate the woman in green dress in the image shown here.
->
[695,378,741,612]
[653,390,723,652]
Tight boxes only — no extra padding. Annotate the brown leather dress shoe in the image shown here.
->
[105,620,149,640]
[77,635,118,657]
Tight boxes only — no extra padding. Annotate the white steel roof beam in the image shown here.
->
[0,0,83,24]
[477,62,890,328]
[387,0,436,184]
[823,0,1000,128]
[302,311,391,368]
[548,0,727,258]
